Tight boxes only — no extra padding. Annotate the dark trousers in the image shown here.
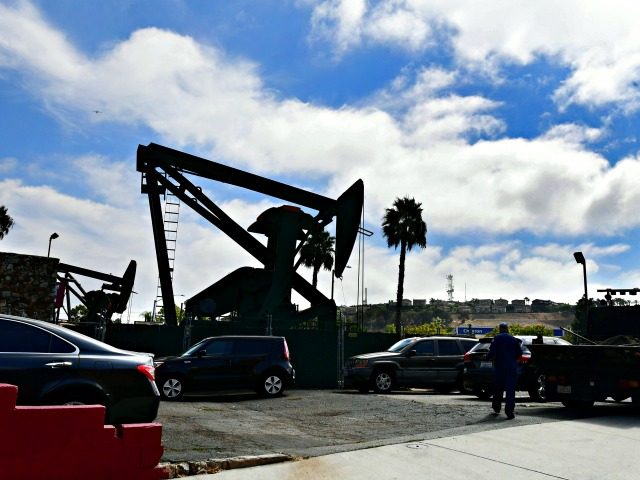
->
[492,368,517,414]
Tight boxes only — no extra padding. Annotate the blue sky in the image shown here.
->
[2,0,640,320]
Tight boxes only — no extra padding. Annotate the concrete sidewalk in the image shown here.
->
[185,414,640,479]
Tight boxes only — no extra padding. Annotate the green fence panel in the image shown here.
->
[65,323,397,388]
[344,332,396,359]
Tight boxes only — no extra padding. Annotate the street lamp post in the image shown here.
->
[47,232,59,257]
[573,251,589,336]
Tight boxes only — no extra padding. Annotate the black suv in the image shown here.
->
[154,335,295,400]
[0,314,160,424]
[344,336,478,393]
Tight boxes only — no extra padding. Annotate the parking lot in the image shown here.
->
[157,388,599,463]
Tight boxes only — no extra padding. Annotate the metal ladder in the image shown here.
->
[152,189,181,321]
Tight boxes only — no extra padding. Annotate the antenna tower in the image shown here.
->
[446,274,454,302]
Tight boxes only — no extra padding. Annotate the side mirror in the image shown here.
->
[406,349,417,357]
[197,349,206,358]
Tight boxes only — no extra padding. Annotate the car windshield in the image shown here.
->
[388,338,414,352]
[181,339,208,357]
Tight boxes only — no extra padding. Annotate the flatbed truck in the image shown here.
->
[529,294,640,409]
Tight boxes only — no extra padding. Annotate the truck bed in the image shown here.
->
[529,344,640,406]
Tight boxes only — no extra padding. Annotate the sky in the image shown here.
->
[2,0,640,322]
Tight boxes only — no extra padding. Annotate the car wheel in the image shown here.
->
[259,372,285,397]
[528,372,547,402]
[474,387,493,400]
[457,375,472,394]
[58,391,104,407]
[561,399,594,409]
[47,390,107,421]
[611,394,629,402]
[436,384,454,394]
[160,377,185,401]
[372,369,394,393]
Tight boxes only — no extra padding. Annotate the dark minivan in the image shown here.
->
[0,314,160,424]
[154,335,295,400]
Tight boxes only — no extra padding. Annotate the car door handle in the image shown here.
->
[45,362,72,368]
[183,361,191,364]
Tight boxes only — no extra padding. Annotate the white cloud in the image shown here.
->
[310,0,368,56]
[3,2,640,313]
[542,123,604,145]
[0,157,18,173]
[3,2,640,240]
[309,0,640,110]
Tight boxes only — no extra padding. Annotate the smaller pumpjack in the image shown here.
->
[56,260,136,327]
[137,143,364,329]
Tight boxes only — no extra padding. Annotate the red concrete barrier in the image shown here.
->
[0,383,167,480]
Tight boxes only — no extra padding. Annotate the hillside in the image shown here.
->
[451,312,574,330]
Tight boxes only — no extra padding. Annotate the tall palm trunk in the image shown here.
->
[395,239,407,337]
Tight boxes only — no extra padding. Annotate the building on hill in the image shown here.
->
[474,299,493,314]
[492,298,508,313]
[511,299,532,313]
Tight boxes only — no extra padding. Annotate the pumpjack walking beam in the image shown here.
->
[137,142,363,327]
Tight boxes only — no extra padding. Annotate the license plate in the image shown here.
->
[480,361,493,368]
[557,385,572,394]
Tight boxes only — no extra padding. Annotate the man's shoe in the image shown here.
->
[506,412,515,420]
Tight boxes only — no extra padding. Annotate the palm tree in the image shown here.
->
[382,196,427,337]
[299,229,335,289]
[0,206,14,240]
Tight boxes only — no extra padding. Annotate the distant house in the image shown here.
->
[531,299,556,312]
[457,304,472,314]
[402,299,413,307]
[413,299,427,306]
[475,299,493,314]
[491,298,508,314]
[511,299,531,313]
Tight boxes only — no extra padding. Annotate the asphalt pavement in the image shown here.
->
[181,412,640,479]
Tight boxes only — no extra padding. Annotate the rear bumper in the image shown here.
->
[109,393,160,424]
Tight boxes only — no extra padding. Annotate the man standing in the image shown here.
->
[487,322,522,419]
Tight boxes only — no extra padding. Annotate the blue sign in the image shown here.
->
[456,327,494,335]
[456,326,565,337]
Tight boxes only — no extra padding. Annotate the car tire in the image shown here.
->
[528,372,547,402]
[46,389,108,421]
[356,384,370,394]
[436,384,454,394]
[457,375,472,394]
[372,369,394,393]
[56,390,105,407]
[561,399,594,409]
[159,376,185,401]
[259,371,285,397]
[474,387,493,400]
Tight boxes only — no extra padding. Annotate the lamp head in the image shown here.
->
[573,251,585,265]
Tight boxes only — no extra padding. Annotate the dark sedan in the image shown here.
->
[0,314,160,424]
[462,335,571,401]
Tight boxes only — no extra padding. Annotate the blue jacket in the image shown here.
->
[487,333,522,371]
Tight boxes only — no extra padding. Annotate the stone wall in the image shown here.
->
[0,252,59,320]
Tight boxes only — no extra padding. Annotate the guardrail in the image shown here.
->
[0,383,167,480]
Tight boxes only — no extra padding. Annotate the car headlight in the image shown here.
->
[354,358,369,368]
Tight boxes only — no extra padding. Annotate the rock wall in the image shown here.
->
[0,252,59,320]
